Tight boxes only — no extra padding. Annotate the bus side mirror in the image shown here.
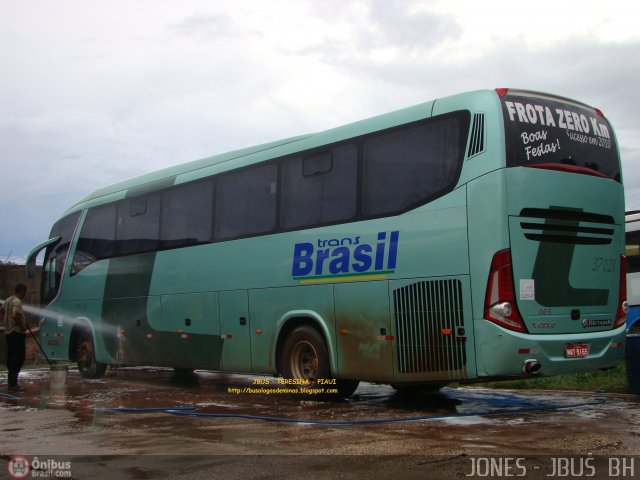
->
[25,237,61,279]
[27,260,36,279]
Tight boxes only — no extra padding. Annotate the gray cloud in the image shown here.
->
[300,0,462,63]
[366,0,462,49]
[169,13,255,41]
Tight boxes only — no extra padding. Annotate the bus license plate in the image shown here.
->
[565,344,589,358]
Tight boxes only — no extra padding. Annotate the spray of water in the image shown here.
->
[1,299,118,339]
[25,303,117,337]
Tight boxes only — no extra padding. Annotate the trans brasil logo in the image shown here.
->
[291,231,399,284]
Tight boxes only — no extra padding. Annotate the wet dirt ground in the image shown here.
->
[1,367,639,479]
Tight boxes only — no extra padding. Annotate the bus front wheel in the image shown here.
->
[77,330,107,379]
[280,325,358,399]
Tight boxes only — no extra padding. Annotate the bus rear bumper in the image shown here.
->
[474,320,626,378]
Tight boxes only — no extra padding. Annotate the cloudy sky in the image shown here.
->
[1,0,639,262]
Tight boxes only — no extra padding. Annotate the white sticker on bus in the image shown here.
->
[520,279,535,301]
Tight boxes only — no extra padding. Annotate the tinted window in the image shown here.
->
[501,92,620,181]
[281,144,357,229]
[215,164,277,240]
[72,204,116,274]
[302,152,333,176]
[161,181,213,249]
[42,212,81,303]
[362,114,467,216]
[116,194,160,255]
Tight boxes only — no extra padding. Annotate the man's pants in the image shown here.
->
[6,332,26,387]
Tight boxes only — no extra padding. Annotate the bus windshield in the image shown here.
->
[500,90,620,181]
[41,212,80,305]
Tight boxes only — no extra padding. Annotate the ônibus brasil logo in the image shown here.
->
[292,231,399,284]
[7,456,30,479]
[7,457,72,478]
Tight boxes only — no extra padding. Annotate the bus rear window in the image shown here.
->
[501,91,620,181]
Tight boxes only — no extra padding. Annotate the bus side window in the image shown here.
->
[72,204,116,274]
[214,164,277,241]
[115,194,161,256]
[281,144,357,230]
[160,180,213,249]
[362,115,465,217]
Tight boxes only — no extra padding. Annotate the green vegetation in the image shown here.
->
[476,362,631,394]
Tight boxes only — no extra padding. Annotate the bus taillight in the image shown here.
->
[484,249,528,333]
[615,255,628,329]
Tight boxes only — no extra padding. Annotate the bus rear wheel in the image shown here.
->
[280,325,359,399]
[77,330,107,379]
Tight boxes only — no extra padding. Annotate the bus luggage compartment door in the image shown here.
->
[160,292,222,370]
[219,290,252,372]
[334,280,393,382]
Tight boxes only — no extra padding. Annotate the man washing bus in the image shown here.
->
[1,283,39,391]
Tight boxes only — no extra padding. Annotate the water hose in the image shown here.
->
[26,325,52,366]
[93,398,606,426]
[0,393,21,400]
[94,406,195,413]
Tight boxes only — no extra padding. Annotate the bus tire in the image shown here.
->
[77,330,107,379]
[280,325,359,399]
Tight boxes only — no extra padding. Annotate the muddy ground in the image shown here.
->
[1,367,639,479]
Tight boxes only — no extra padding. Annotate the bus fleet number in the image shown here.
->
[592,257,615,272]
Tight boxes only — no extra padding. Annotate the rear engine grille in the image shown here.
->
[393,279,466,375]
[520,207,614,245]
[520,208,614,224]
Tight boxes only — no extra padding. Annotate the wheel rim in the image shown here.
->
[289,341,319,382]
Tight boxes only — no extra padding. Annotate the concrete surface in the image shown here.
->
[1,367,639,479]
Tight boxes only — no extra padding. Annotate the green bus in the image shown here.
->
[27,88,628,397]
